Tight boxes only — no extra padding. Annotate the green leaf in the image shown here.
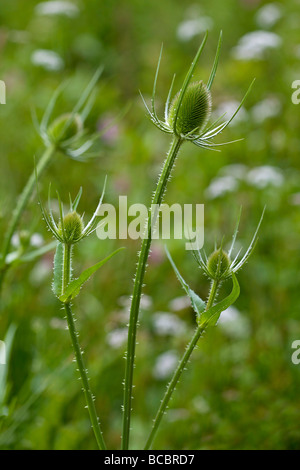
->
[18,241,57,264]
[207,31,222,90]
[198,273,240,328]
[165,247,206,316]
[59,247,124,303]
[52,242,63,297]
[172,32,208,134]
[69,187,83,212]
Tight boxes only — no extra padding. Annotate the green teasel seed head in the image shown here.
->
[168,81,212,136]
[47,113,83,145]
[58,211,84,244]
[207,248,231,281]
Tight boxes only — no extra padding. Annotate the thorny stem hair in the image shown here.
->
[144,208,264,448]
[61,239,107,449]
[122,32,254,450]
[0,69,103,294]
[144,278,219,450]
[40,186,110,450]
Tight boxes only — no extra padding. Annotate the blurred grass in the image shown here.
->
[1,0,300,450]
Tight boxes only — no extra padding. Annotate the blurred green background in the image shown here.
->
[0,0,300,450]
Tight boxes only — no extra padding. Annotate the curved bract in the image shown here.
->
[192,208,265,281]
[37,179,107,245]
[32,67,104,160]
[140,31,255,150]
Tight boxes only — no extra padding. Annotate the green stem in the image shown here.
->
[62,243,72,293]
[64,302,106,450]
[144,279,219,450]
[122,136,183,450]
[62,243,106,450]
[0,144,56,289]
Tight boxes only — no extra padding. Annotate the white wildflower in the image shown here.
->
[153,351,178,380]
[232,31,282,60]
[35,1,79,18]
[152,312,186,336]
[31,49,64,71]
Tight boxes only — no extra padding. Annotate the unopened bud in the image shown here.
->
[167,81,211,136]
[47,113,83,145]
[59,211,84,244]
[206,248,231,280]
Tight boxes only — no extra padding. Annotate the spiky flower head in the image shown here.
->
[167,81,211,136]
[32,67,105,160]
[58,211,84,244]
[192,208,265,282]
[206,248,231,281]
[47,113,83,146]
[139,31,255,150]
[37,177,107,246]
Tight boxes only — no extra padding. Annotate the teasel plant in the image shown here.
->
[37,177,123,450]
[0,67,103,295]
[144,208,265,449]
[122,31,255,449]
